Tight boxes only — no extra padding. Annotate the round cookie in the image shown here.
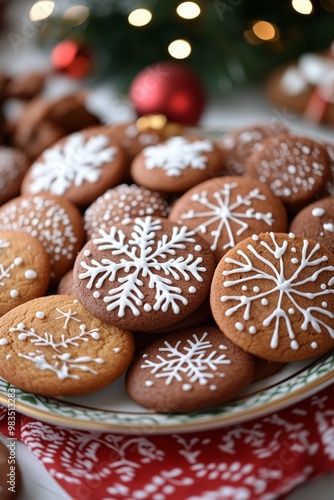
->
[0,439,21,499]
[210,232,334,362]
[131,135,224,193]
[21,126,127,207]
[57,269,75,296]
[245,135,330,213]
[290,197,334,255]
[84,183,169,240]
[169,176,287,262]
[0,147,29,206]
[0,230,50,316]
[0,194,84,284]
[126,326,255,412]
[74,216,216,331]
[0,295,135,396]
[217,122,288,176]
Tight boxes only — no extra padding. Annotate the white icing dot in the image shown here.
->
[36,311,45,319]
[235,322,244,331]
[113,347,121,353]
[182,384,192,391]
[311,207,325,217]
[288,308,295,314]
[0,339,8,345]
[289,233,295,239]
[91,332,100,340]
[144,304,152,312]
[287,165,296,174]
[194,245,202,251]
[290,340,299,350]
[249,326,256,334]
[322,301,328,308]
[73,299,78,304]
[188,286,196,294]
[253,286,260,292]
[323,222,334,233]
[311,341,318,349]
[17,322,25,329]
[84,249,91,257]
[321,284,327,290]
[219,344,228,350]
[10,289,19,298]
[14,257,23,266]
[291,258,299,264]
[6,354,11,360]
[252,234,259,241]
[291,247,297,253]
[93,291,100,299]
[261,298,268,306]
[241,285,248,291]
[209,385,217,391]
[25,269,37,279]
[142,353,148,358]
[145,380,154,387]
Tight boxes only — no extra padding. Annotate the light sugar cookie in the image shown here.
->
[0,295,135,396]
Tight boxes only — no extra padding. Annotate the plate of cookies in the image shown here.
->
[0,120,334,433]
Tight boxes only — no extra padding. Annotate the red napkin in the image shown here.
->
[1,385,334,500]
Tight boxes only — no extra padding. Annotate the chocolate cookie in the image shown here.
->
[126,326,255,412]
[0,230,50,316]
[0,295,135,396]
[74,216,216,331]
[290,197,334,255]
[84,183,169,240]
[0,194,84,284]
[217,122,288,175]
[169,176,287,262]
[211,232,334,362]
[0,147,29,206]
[131,136,223,193]
[245,135,330,213]
[0,439,20,499]
[21,127,127,207]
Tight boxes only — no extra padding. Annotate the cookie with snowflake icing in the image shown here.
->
[20,126,127,207]
[0,146,29,205]
[211,232,334,362]
[126,326,255,412]
[84,183,169,240]
[0,194,84,284]
[245,135,330,213]
[0,230,50,316]
[217,122,288,176]
[169,176,287,262]
[290,197,334,256]
[73,216,216,331]
[0,295,135,396]
[130,135,223,193]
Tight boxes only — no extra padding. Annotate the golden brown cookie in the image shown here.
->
[126,326,255,412]
[169,176,287,262]
[0,295,135,396]
[211,232,334,362]
[57,269,75,296]
[0,194,84,284]
[0,230,50,316]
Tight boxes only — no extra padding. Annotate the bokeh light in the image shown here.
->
[168,39,192,59]
[128,9,152,27]
[292,0,313,14]
[30,1,55,22]
[63,6,90,26]
[176,2,201,19]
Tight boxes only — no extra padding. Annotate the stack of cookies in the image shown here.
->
[0,119,333,413]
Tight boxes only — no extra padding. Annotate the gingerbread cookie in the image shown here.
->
[290,197,334,255]
[253,358,285,382]
[131,135,223,193]
[74,216,216,331]
[0,194,84,284]
[211,232,334,362]
[169,176,287,262]
[84,184,169,240]
[0,439,20,499]
[217,123,288,175]
[0,147,29,206]
[0,230,50,316]
[21,127,127,207]
[245,135,330,213]
[0,295,135,396]
[126,326,255,412]
[57,269,75,296]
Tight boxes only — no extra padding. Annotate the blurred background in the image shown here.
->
[0,0,333,137]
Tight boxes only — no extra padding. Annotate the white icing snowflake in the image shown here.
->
[79,217,206,317]
[55,308,81,329]
[29,133,117,196]
[221,232,334,351]
[141,332,231,391]
[180,182,274,252]
[0,256,23,287]
[143,136,213,177]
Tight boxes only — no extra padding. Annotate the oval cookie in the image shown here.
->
[126,326,255,412]
[0,295,135,396]
[0,146,29,206]
[73,216,216,331]
[210,232,334,362]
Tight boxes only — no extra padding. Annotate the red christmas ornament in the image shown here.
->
[51,40,92,79]
[129,62,206,126]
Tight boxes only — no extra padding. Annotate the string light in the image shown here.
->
[292,0,313,14]
[168,39,192,59]
[63,6,90,26]
[252,21,277,41]
[176,2,201,19]
[128,8,152,27]
[30,1,55,22]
